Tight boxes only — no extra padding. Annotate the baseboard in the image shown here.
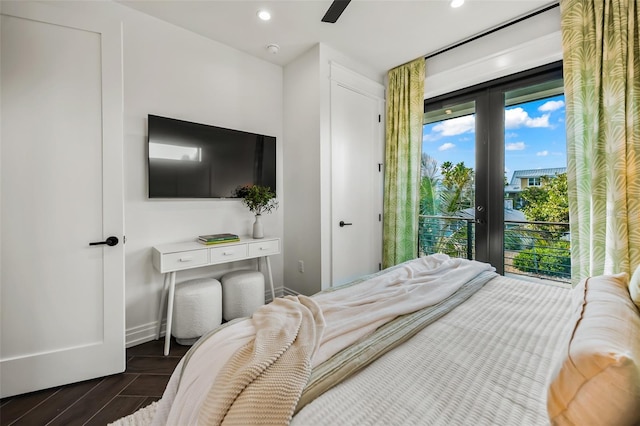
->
[283,287,300,297]
[126,321,164,348]
[126,286,286,348]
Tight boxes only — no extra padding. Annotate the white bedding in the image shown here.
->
[152,255,496,425]
[292,275,572,426]
[112,264,572,426]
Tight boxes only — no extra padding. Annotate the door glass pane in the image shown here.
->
[420,101,476,259]
[503,79,570,284]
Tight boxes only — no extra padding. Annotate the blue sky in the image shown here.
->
[422,94,566,183]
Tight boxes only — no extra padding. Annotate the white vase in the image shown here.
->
[253,214,264,239]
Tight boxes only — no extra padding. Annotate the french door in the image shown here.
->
[420,62,565,274]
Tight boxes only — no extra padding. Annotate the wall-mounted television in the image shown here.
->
[147,115,276,198]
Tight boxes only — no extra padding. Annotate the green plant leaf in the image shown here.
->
[237,185,278,215]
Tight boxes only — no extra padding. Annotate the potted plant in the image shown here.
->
[235,185,278,239]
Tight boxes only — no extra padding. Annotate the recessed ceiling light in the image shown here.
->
[445,109,453,114]
[257,9,271,21]
[450,0,464,8]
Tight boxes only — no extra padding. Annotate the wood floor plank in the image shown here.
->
[0,387,60,426]
[120,375,170,398]
[46,374,138,426]
[140,396,161,407]
[84,396,147,426]
[9,379,101,426]
[1,340,173,425]
[125,356,181,375]
[126,339,189,358]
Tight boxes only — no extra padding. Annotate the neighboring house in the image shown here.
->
[504,167,566,209]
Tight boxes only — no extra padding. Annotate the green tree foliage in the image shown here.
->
[520,173,569,223]
[418,160,474,259]
[513,240,571,279]
[420,153,439,215]
[440,161,474,214]
[514,173,570,279]
[419,154,439,255]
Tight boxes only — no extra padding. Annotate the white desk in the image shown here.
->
[152,236,280,355]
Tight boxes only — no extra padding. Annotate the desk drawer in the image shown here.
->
[210,244,248,264]
[163,249,208,271]
[248,240,279,257]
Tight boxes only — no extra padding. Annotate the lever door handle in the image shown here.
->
[339,221,353,227]
[89,236,119,246]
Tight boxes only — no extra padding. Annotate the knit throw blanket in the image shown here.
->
[197,296,325,425]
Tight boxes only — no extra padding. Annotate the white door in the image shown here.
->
[0,2,124,398]
[331,78,384,286]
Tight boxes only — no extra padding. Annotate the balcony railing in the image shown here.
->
[418,215,571,283]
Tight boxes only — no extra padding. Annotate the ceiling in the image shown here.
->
[119,0,555,76]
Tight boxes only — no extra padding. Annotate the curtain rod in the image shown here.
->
[424,1,560,60]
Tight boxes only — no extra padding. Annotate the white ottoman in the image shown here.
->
[172,278,222,345]
[221,270,265,320]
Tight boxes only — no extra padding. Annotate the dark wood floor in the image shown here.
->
[0,339,189,426]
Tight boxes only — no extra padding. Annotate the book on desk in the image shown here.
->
[198,233,240,245]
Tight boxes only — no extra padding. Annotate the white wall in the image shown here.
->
[49,1,284,346]
[425,6,562,99]
[283,43,382,296]
[282,45,322,296]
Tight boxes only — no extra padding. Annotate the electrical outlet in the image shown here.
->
[298,260,304,273]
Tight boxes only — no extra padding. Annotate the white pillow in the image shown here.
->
[630,264,640,310]
[547,273,640,426]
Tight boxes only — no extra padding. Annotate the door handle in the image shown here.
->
[339,221,353,227]
[89,236,119,246]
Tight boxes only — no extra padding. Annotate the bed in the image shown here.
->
[112,254,640,426]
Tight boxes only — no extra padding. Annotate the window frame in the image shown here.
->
[422,61,563,273]
[528,177,542,187]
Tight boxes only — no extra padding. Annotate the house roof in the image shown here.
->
[509,167,566,186]
[504,167,566,193]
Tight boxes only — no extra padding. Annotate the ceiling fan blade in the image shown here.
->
[321,0,352,23]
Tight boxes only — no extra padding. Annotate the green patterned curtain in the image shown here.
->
[382,58,425,268]
[561,0,640,281]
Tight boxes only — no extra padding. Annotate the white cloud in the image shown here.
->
[538,100,565,112]
[505,142,526,151]
[505,107,550,129]
[423,133,438,143]
[438,143,455,151]
[505,132,518,139]
[432,115,475,136]
[536,150,549,156]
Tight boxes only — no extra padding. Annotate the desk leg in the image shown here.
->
[156,273,170,340]
[164,271,177,356]
[265,256,275,301]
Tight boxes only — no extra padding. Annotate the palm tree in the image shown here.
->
[420,153,439,216]
[440,161,474,214]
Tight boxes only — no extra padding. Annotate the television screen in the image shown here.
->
[148,115,276,198]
